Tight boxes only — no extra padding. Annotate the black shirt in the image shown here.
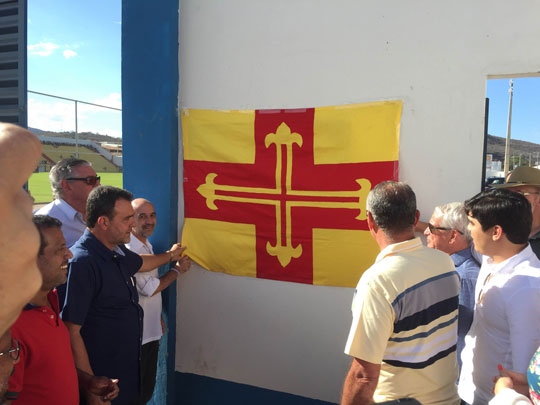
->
[62,229,143,405]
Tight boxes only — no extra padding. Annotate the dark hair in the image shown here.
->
[366,181,417,235]
[464,188,532,244]
[32,215,62,255]
[86,186,134,228]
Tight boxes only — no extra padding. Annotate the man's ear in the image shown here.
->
[492,225,503,241]
[448,229,460,244]
[96,215,109,229]
[414,210,420,227]
[60,179,72,193]
[367,211,377,232]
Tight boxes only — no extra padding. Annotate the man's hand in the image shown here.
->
[88,376,119,402]
[168,244,186,262]
[174,256,191,274]
[493,364,529,397]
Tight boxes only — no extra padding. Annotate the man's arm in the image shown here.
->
[341,357,381,405]
[64,322,93,376]
[138,244,186,272]
[507,285,540,372]
[64,322,105,405]
[151,257,191,297]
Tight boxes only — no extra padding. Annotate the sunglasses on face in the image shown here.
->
[66,176,101,186]
[427,223,464,235]
[0,338,19,361]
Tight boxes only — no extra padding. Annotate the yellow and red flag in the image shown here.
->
[181,101,401,287]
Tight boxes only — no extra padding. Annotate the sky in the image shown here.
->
[27,2,539,144]
[27,0,122,138]
[486,77,540,145]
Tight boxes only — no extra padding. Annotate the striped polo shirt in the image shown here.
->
[345,237,460,404]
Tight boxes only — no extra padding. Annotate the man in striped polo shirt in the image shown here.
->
[341,181,460,405]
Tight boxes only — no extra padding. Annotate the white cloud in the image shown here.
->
[94,93,122,109]
[63,49,77,59]
[94,128,122,138]
[29,96,122,138]
[79,93,122,114]
[28,42,59,57]
[28,97,75,132]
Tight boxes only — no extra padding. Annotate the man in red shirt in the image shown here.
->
[6,215,119,404]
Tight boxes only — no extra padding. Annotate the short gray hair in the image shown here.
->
[433,202,472,243]
[366,181,417,236]
[49,158,91,199]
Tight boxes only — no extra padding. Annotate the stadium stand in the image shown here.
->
[40,142,121,172]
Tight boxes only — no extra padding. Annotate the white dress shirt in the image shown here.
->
[125,233,163,345]
[459,245,540,404]
[35,199,86,248]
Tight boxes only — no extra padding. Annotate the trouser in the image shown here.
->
[140,340,160,404]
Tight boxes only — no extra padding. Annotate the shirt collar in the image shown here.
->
[128,232,153,253]
[375,237,423,263]
[24,290,60,315]
[484,243,535,274]
[54,198,83,221]
[451,246,475,267]
[80,229,128,261]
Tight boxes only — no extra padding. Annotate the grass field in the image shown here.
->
[29,172,123,203]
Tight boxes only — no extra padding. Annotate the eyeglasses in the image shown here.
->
[0,338,19,361]
[427,223,464,235]
[66,176,100,186]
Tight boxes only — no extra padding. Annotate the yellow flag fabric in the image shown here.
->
[182,101,401,287]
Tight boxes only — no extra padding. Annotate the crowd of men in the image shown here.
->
[341,168,540,404]
[0,125,190,405]
[2,122,540,405]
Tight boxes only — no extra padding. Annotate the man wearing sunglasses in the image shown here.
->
[5,215,119,405]
[493,166,540,260]
[424,202,480,373]
[35,158,101,248]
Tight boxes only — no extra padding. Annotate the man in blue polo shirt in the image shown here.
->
[62,186,186,405]
[424,202,480,373]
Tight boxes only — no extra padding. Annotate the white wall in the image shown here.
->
[176,1,540,402]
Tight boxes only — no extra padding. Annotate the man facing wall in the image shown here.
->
[341,181,460,405]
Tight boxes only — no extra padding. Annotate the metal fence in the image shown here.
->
[27,89,122,158]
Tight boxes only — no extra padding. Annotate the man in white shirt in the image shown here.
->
[35,158,101,248]
[126,198,191,404]
[458,188,540,404]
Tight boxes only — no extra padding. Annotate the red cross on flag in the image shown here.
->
[181,101,401,287]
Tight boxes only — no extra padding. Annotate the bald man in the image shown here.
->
[0,123,42,337]
[125,198,190,403]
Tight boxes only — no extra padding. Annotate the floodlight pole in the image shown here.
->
[75,100,79,158]
[503,79,513,176]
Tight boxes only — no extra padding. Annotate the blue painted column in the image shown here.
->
[122,1,179,404]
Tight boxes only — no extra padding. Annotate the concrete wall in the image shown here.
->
[175,1,540,402]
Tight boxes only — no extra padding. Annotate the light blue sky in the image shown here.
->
[486,78,540,144]
[27,1,539,144]
[27,0,121,137]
